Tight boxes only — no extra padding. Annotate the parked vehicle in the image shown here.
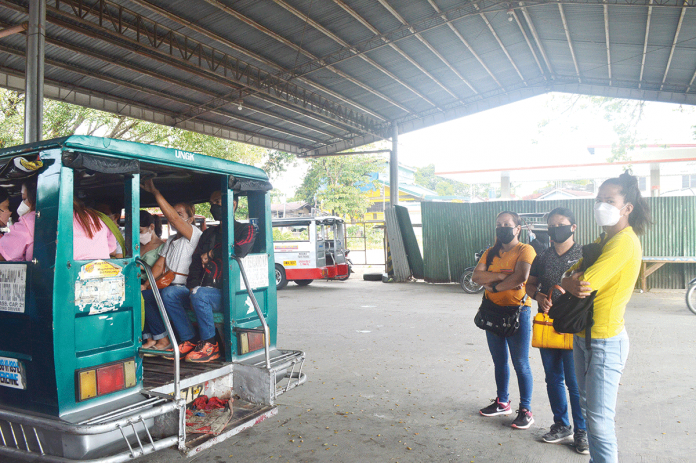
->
[0,136,305,462]
[272,216,350,289]
[687,276,696,315]
[460,248,486,293]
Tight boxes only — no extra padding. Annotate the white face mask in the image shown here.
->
[16,200,30,217]
[139,231,152,245]
[594,202,626,227]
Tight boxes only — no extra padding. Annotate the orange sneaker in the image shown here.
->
[163,340,197,360]
[184,341,220,363]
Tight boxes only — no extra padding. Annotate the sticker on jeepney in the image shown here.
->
[274,244,299,252]
[239,254,269,290]
[298,260,310,267]
[283,260,297,267]
[75,276,126,314]
[0,264,26,313]
[79,260,122,280]
[0,356,26,390]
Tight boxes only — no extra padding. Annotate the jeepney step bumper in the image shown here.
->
[233,349,307,406]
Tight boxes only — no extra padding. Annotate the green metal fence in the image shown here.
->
[422,197,696,288]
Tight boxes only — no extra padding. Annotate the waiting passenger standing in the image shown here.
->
[473,211,536,429]
[525,208,588,453]
[562,172,650,463]
[181,191,255,363]
[0,180,37,261]
[140,179,202,354]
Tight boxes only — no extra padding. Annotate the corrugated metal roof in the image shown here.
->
[0,0,695,156]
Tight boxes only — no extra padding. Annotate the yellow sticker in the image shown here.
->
[283,260,297,267]
[79,260,122,280]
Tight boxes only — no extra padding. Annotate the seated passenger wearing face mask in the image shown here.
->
[179,191,255,363]
[0,180,37,262]
[139,210,165,273]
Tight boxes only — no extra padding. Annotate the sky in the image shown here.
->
[272,92,696,198]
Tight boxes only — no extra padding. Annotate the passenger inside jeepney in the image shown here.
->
[95,198,125,258]
[0,187,10,234]
[0,179,37,261]
[72,199,118,260]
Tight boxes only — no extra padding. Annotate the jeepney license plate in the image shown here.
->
[283,260,297,266]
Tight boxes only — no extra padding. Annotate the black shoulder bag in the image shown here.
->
[473,250,527,337]
[547,234,607,349]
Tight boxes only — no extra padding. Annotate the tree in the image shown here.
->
[414,164,471,196]
[293,152,385,218]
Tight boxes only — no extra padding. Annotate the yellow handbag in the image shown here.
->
[532,287,573,350]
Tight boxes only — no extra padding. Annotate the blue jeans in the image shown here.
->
[574,329,629,463]
[485,306,533,410]
[540,347,586,431]
[190,286,222,341]
[142,286,196,344]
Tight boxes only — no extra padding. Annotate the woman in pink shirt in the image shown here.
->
[73,199,117,260]
[0,181,37,262]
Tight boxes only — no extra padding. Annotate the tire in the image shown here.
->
[275,264,288,290]
[363,273,382,281]
[295,279,313,286]
[460,268,484,294]
[687,281,696,316]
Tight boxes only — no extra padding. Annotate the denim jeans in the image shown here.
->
[574,329,629,463]
[142,286,196,344]
[485,306,533,410]
[190,286,222,341]
[540,347,586,431]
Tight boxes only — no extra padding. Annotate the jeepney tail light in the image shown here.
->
[96,364,125,396]
[77,358,136,402]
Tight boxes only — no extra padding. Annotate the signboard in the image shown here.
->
[0,264,26,313]
[75,261,125,314]
[239,254,269,290]
[0,356,26,390]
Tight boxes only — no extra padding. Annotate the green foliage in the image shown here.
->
[414,164,470,196]
[293,151,384,218]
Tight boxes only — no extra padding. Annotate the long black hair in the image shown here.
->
[601,171,652,235]
[486,211,521,267]
[140,210,163,238]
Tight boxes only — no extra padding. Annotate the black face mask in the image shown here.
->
[496,226,516,245]
[210,204,222,222]
[548,225,574,243]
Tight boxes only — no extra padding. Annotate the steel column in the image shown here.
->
[24,0,45,143]
[390,123,398,206]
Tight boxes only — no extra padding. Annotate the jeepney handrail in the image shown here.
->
[135,258,181,401]
[0,402,178,435]
[234,255,271,369]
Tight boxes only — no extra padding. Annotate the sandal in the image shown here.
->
[141,343,172,357]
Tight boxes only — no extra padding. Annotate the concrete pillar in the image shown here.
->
[501,172,511,199]
[24,0,45,143]
[650,163,660,197]
[390,122,398,206]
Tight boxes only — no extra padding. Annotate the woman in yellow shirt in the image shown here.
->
[562,172,651,463]
[473,211,536,430]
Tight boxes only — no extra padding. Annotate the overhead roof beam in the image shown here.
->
[519,4,555,77]
[660,5,687,91]
[426,0,504,90]
[199,1,413,119]
[510,10,545,78]
[128,0,387,122]
[0,67,309,152]
[30,0,385,137]
[604,5,612,85]
[477,8,527,85]
[333,0,473,101]
[558,4,581,83]
[271,0,440,112]
[639,0,653,88]
[373,0,477,96]
[0,40,327,144]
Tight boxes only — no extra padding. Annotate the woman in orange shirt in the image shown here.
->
[473,211,536,429]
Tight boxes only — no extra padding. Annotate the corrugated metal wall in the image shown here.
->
[422,197,696,289]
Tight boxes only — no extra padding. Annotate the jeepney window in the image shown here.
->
[272,225,308,241]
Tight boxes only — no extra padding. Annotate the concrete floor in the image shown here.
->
[128,274,696,463]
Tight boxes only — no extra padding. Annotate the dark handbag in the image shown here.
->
[200,235,224,289]
[474,296,522,337]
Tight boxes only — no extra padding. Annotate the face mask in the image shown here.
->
[17,200,30,217]
[210,204,222,222]
[548,225,574,243]
[496,226,516,245]
[139,231,152,245]
[594,202,626,227]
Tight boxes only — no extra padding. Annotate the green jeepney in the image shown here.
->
[0,136,305,461]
